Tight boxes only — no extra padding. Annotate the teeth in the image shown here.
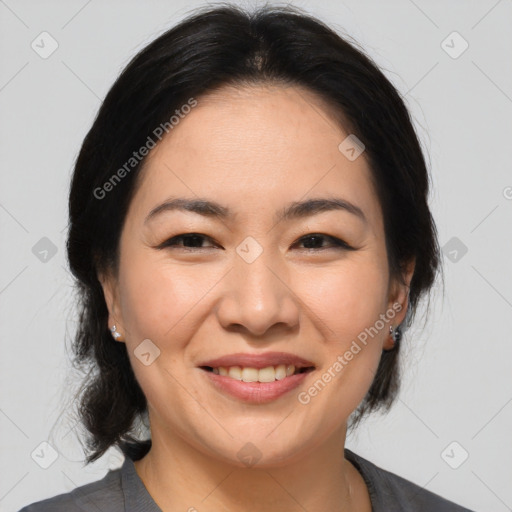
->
[242,367,259,382]
[212,364,298,382]
[257,366,276,383]
[228,366,242,380]
[275,365,287,380]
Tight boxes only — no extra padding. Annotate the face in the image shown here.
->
[100,84,413,468]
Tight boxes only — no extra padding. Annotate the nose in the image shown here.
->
[215,248,300,338]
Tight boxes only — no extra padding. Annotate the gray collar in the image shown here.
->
[121,456,162,511]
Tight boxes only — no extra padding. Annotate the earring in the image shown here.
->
[386,325,402,351]
[110,325,122,340]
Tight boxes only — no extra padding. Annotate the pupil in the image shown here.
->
[303,236,322,249]
[184,235,203,247]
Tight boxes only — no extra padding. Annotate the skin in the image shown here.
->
[99,84,415,512]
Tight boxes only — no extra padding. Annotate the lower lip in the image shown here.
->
[200,369,313,404]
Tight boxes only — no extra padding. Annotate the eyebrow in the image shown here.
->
[144,196,368,226]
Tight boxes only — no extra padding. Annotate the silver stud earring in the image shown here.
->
[389,325,402,346]
[110,325,122,340]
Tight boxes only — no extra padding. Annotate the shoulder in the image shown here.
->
[345,449,476,512]
[18,465,124,512]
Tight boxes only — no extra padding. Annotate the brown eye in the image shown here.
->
[295,234,354,251]
[156,233,354,252]
[158,233,218,250]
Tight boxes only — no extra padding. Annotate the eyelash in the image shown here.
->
[158,233,354,252]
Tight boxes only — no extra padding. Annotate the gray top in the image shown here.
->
[18,449,475,511]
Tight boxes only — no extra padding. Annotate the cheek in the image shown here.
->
[294,263,388,431]
[296,257,389,408]
[117,252,196,344]
[117,247,228,354]
[116,254,205,412]
[300,258,389,341]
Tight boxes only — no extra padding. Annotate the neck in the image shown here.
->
[133,422,371,512]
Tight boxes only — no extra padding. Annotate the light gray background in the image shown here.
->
[1,1,511,511]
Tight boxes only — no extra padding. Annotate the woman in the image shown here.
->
[19,4,475,511]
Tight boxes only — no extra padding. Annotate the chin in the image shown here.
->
[196,433,315,470]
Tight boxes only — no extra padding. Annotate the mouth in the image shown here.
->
[199,364,315,383]
[197,352,316,403]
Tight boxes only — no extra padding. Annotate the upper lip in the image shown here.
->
[198,351,316,370]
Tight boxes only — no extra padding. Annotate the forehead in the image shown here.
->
[128,84,382,232]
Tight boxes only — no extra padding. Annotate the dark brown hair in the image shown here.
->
[66,3,441,464]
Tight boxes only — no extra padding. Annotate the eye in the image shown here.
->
[294,233,354,251]
[157,233,218,251]
[156,232,354,252]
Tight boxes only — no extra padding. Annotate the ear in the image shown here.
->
[383,258,415,350]
[98,268,125,343]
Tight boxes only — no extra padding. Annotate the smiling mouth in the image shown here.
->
[200,364,315,383]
